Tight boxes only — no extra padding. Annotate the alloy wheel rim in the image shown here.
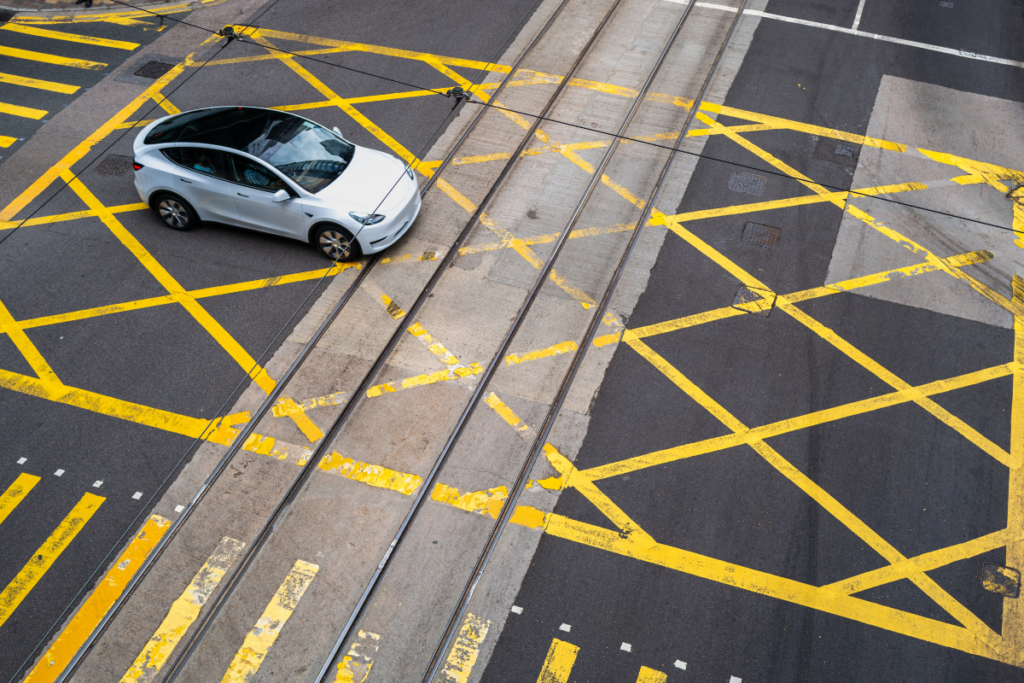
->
[319,231,351,260]
[159,200,188,228]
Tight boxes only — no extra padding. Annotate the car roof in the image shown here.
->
[143,107,314,158]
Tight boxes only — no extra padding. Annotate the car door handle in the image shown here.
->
[237,193,249,198]
[179,178,192,184]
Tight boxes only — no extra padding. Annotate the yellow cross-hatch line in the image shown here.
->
[1,23,140,50]
[0,45,106,70]
[0,473,40,527]
[0,72,79,94]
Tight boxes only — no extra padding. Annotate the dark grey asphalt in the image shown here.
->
[0,0,540,680]
[481,0,1024,681]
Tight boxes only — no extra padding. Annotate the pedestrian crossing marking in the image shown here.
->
[0,492,105,629]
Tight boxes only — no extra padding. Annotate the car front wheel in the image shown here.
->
[154,193,198,230]
[313,224,361,262]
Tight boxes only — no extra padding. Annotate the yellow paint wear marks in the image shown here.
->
[624,335,1003,651]
[535,638,578,683]
[0,72,78,94]
[586,363,1013,481]
[828,528,1011,596]
[318,451,422,495]
[1,23,139,49]
[24,515,170,683]
[273,397,324,442]
[545,515,991,659]
[432,483,509,519]
[272,391,345,417]
[120,537,246,683]
[1004,276,1024,662]
[0,473,39,527]
[506,340,577,366]
[438,613,491,683]
[0,296,60,385]
[0,493,104,628]
[379,249,439,264]
[0,135,15,147]
[0,57,184,223]
[407,322,459,365]
[0,45,106,70]
[636,667,668,683]
[62,171,277,395]
[510,504,548,530]
[0,101,47,119]
[368,363,483,396]
[221,560,319,683]
[201,411,248,446]
[484,392,529,432]
[334,630,380,683]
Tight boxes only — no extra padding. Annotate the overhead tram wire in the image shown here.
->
[94,0,1022,236]
[44,0,549,680]
[419,2,748,680]
[316,0,710,677]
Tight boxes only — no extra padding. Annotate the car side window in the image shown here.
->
[228,154,288,192]
[161,147,232,181]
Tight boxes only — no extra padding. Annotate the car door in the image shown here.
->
[161,147,238,223]
[227,154,306,238]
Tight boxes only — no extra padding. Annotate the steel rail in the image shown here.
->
[152,0,598,680]
[419,2,749,679]
[47,2,544,679]
[318,0,713,678]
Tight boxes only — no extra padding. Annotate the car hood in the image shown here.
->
[316,147,410,212]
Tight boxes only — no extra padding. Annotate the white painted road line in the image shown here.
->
[674,660,687,669]
[851,0,867,31]
[17,457,26,465]
[621,642,632,652]
[663,0,1024,69]
[559,623,571,632]
[132,491,143,500]
[54,469,64,477]
[510,605,523,614]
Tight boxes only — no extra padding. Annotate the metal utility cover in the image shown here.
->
[732,285,776,317]
[982,562,1020,598]
[728,172,766,196]
[134,61,175,79]
[741,222,781,249]
[95,154,134,176]
[813,135,860,168]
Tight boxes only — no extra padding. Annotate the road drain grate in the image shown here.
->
[742,222,781,248]
[732,285,776,317]
[982,562,1020,597]
[95,154,134,176]
[728,172,766,196]
[134,61,175,79]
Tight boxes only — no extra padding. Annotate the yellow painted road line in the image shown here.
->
[0,45,106,70]
[407,322,460,366]
[432,483,510,519]
[62,171,277,394]
[0,493,104,628]
[0,202,148,231]
[545,514,991,659]
[0,55,186,223]
[625,335,1003,651]
[584,363,1013,481]
[484,392,531,433]
[151,93,180,116]
[535,638,579,682]
[0,473,40,527]
[636,667,668,683]
[1,23,140,50]
[0,295,61,385]
[318,451,422,494]
[0,72,79,94]
[272,391,346,417]
[0,100,47,120]
[221,559,318,683]
[121,537,245,683]
[506,340,577,366]
[0,135,15,147]
[24,515,171,683]
[272,397,324,442]
[333,630,381,682]
[438,613,491,683]
[1004,276,1024,659]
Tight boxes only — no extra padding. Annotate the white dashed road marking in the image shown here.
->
[674,660,687,670]
[132,491,143,500]
[92,480,103,488]
[559,623,571,632]
[54,469,64,477]
[16,457,26,465]
[511,605,523,614]
[620,642,632,652]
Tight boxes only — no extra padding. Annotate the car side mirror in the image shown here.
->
[272,189,290,203]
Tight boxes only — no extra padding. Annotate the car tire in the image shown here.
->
[153,193,198,230]
[313,224,361,262]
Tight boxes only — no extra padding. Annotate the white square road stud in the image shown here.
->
[674,660,687,670]
[54,469,64,477]
[132,492,143,500]
[511,606,523,615]
[174,505,185,513]
[92,480,103,488]
[17,458,26,465]
[559,624,571,633]
[620,643,632,653]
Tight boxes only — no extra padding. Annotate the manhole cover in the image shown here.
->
[732,285,776,317]
[134,61,175,79]
[0,11,15,22]
[741,222,781,248]
[728,172,766,196]
[813,136,860,167]
[982,562,1020,597]
[95,154,134,176]
[834,143,856,157]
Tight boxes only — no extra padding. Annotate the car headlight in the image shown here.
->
[350,212,386,225]
[405,164,415,181]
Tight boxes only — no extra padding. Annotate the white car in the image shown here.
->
[132,106,421,261]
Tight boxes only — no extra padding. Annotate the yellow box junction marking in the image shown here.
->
[318,451,422,495]
[0,493,104,628]
[333,629,381,683]
[438,613,491,683]
[221,559,319,682]
[636,667,668,683]
[121,537,246,683]
[535,638,579,683]
[0,473,39,527]
[24,515,171,683]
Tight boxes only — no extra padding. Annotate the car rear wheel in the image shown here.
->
[313,224,361,262]
[154,193,198,230]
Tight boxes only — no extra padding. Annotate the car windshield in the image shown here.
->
[146,108,354,193]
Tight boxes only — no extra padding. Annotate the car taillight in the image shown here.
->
[132,160,143,171]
